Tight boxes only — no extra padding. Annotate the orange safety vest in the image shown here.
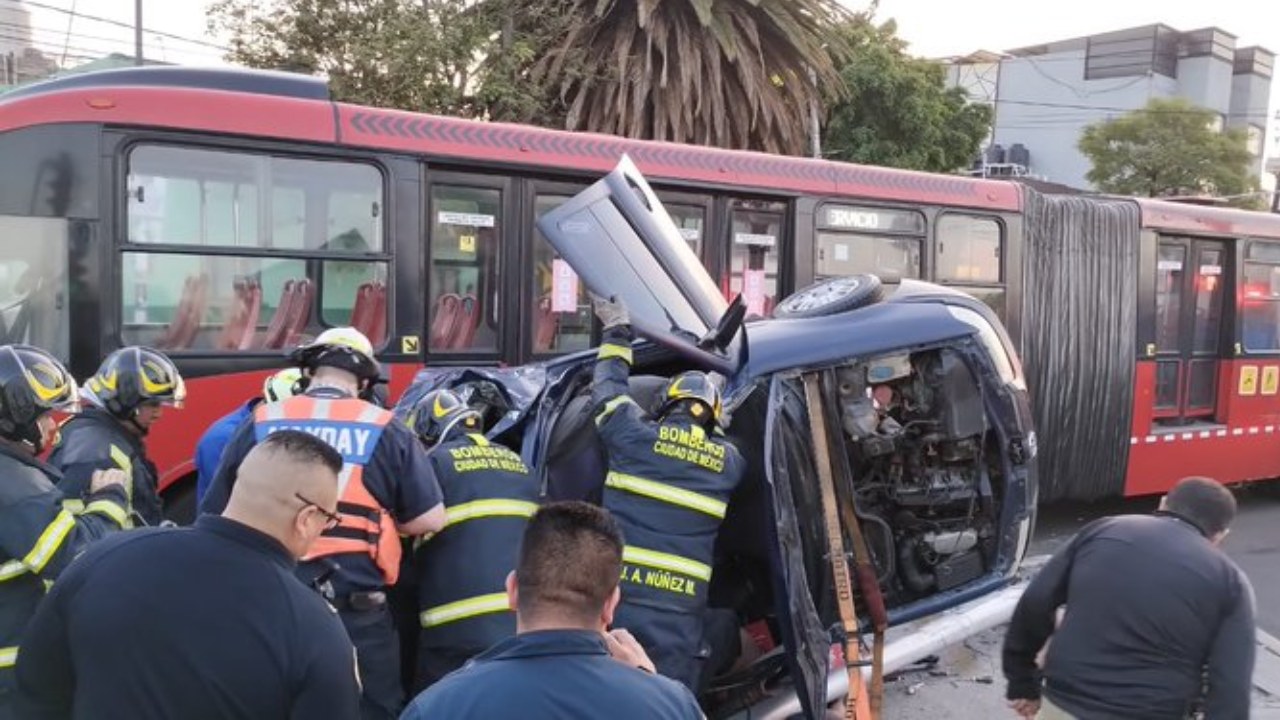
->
[253,395,403,585]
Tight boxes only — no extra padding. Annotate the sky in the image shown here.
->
[9,0,1280,168]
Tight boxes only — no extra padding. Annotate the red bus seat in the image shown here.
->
[165,274,209,350]
[534,294,557,353]
[366,283,387,348]
[216,280,259,350]
[349,283,374,336]
[283,279,314,346]
[430,293,460,349]
[450,294,480,350]
[262,280,298,350]
[236,283,263,350]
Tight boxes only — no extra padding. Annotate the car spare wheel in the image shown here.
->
[774,274,884,319]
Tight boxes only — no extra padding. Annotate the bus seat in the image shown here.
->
[350,283,374,335]
[283,279,314,346]
[450,294,480,349]
[156,274,207,350]
[215,280,255,350]
[367,283,387,347]
[534,294,557,353]
[153,276,197,349]
[236,283,263,350]
[430,293,460,349]
[262,280,298,349]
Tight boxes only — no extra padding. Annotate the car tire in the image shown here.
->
[773,274,885,319]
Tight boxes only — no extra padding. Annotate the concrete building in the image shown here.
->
[947,24,1274,191]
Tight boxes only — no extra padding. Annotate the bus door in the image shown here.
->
[720,197,788,317]
[1153,237,1228,424]
[527,180,589,359]
[425,172,517,363]
[654,190,715,275]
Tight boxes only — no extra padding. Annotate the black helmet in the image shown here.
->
[83,346,186,418]
[289,327,380,384]
[0,345,80,453]
[657,371,723,426]
[408,389,482,447]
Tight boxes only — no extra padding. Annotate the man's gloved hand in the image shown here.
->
[591,293,629,329]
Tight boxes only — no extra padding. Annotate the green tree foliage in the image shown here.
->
[525,0,852,155]
[821,16,992,172]
[1079,98,1257,202]
[208,0,512,117]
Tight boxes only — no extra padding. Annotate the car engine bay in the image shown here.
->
[835,347,1001,606]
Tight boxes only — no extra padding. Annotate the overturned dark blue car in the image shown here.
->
[398,158,1038,719]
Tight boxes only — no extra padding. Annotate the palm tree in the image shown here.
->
[522,0,851,155]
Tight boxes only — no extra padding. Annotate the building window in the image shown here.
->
[123,145,389,352]
[1246,125,1264,157]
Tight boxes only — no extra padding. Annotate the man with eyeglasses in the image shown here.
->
[201,328,446,720]
[14,430,363,720]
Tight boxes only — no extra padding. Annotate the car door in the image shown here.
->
[762,373,832,719]
[535,156,743,373]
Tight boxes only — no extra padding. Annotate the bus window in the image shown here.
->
[430,186,501,353]
[127,145,382,252]
[936,216,1001,283]
[728,201,785,317]
[816,233,920,280]
[936,215,1005,318]
[813,203,925,285]
[1242,242,1280,352]
[120,252,389,351]
[1155,244,1186,408]
[668,204,706,257]
[122,146,388,351]
[532,194,590,355]
[0,215,68,358]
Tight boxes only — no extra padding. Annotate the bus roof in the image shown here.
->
[0,66,1022,212]
[1137,197,1280,240]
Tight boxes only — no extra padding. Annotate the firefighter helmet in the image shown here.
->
[83,346,185,417]
[0,344,80,453]
[408,389,482,447]
[262,367,305,403]
[289,327,380,383]
[657,371,723,425]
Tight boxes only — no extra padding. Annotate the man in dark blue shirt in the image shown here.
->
[194,368,303,505]
[400,502,704,720]
[1004,476,1255,720]
[14,430,362,720]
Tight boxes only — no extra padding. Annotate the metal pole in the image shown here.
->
[1272,174,1280,214]
[808,66,822,159]
[134,0,143,66]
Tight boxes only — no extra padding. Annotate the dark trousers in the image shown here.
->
[340,606,404,720]
[413,645,478,695]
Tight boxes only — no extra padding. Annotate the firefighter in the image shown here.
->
[406,389,540,692]
[48,346,186,527]
[589,294,747,691]
[193,367,304,506]
[0,344,130,720]
[199,327,446,720]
